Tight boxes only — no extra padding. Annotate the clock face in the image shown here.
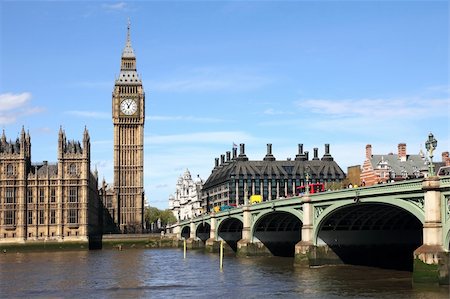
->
[120,99,138,115]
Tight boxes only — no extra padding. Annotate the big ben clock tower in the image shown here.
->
[112,21,145,233]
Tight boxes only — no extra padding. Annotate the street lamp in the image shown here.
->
[305,166,311,195]
[425,132,438,177]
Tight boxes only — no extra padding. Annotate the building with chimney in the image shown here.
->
[360,143,450,186]
[169,169,204,221]
[201,143,346,211]
[0,127,100,244]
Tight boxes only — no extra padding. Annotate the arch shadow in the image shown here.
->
[218,218,243,252]
[253,211,302,257]
[196,223,211,243]
[316,202,422,271]
[181,226,190,240]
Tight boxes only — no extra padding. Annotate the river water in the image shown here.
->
[0,248,448,298]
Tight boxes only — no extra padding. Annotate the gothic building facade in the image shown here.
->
[201,143,346,211]
[168,169,203,221]
[0,127,100,244]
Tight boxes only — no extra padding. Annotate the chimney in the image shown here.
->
[366,144,372,159]
[322,143,333,161]
[220,154,225,165]
[215,158,219,168]
[232,147,237,160]
[295,143,307,161]
[313,148,319,160]
[443,151,450,166]
[398,143,407,161]
[237,143,248,161]
[263,143,276,161]
[305,151,309,160]
[226,151,231,162]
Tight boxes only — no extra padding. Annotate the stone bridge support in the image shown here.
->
[205,214,220,252]
[294,196,341,267]
[413,177,449,285]
[237,205,271,256]
[186,220,202,249]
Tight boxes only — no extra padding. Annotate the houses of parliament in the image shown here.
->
[0,23,145,244]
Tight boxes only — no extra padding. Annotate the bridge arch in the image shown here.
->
[217,217,243,252]
[252,210,303,257]
[314,200,424,271]
[195,222,211,242]
[181,225,190,240]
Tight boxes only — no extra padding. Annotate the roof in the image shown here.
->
[369,154,428,176]
[29,163,58,177]
[203,158,346,189]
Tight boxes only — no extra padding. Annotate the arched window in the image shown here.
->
[6,164,13,176]
[69,164,76,175]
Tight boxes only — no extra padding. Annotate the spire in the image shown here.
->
[83,126,90,140]
[127,17,131,44]
[122,18,135,59]
[1,129,6,143]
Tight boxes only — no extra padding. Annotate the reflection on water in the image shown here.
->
[0,249,448,298]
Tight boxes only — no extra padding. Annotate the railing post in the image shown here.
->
[413,177,449,285]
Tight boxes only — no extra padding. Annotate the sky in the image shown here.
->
[1,1,449,209]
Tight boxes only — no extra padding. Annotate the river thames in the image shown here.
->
[0,248,448,298]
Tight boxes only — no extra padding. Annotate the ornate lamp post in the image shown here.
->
[425,132,437,177]
[304,166,311,195]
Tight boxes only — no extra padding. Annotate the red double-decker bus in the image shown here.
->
[296,183,325,195]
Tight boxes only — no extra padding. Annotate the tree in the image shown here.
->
[144,206,177,229]
[160,209,177,225]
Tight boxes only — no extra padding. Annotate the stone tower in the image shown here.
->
[112,20,145,233]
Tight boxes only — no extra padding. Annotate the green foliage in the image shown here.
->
[144,206,176,226]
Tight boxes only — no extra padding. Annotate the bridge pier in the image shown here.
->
[413,177,449,285]
[184,221,202,249]
[205,214,218,252]
[237,239,272,257]
[236,205,272,256]
[295,196,342,266]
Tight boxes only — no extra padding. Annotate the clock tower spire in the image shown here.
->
[112,19,145,233]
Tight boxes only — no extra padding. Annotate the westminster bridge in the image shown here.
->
[172,176,450,284]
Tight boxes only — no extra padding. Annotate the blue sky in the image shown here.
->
[1,1,449,209]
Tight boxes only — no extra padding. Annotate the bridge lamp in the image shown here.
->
[425,133,437,177]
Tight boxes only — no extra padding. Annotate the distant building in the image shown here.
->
[201,143,346,211]
[346,165,362,187]
[360,143,450,186]
[0,127,100,244]
[169,169,203,221]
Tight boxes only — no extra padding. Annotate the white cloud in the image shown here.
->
[0,92,44,124]
[66,110,110,119]
[150,67,272,93]
[102,2,127,11]
[145,131,256,145]
[262,108,293,115]
[148,115,224,123]
[0,92,31,111]
[297,97,449,118]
